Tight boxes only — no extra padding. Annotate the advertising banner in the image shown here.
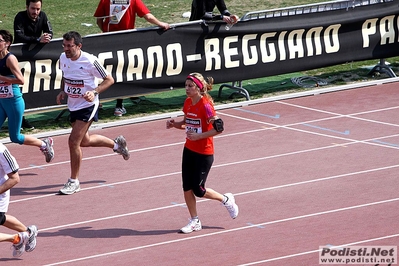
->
[12,0,399,110]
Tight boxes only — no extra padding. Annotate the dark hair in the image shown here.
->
[0,30,13,51]
[63,31,82,45]
[26,0,42,6]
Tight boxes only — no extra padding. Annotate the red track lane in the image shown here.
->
[0,82,398,265]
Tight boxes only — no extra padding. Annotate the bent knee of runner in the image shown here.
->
[10,133,25,145]
[68,135,82,147]
[79,138,91,147]
[192,186,206,198]
[0,212,6,225]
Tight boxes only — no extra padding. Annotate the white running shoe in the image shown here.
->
[223,193,239,219]
[114,106,127,117]
[25,225,38,252]
[180,218,202,234]
[59,180,81,195]
[113,135,130,160]
[40,137,54,163]
[12,231,29,257]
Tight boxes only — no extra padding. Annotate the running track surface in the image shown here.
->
[0,81,398,265]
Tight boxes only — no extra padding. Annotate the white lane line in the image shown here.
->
[43,197,399,265]
[12,134,399,204]
[218,111,399,150]
[239,233,399,265]
[277,101,399,128]
[34,163,399,232]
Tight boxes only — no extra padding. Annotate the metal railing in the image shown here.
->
[241,0,393,21]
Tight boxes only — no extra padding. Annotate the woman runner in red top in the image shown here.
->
[166,72,239,234]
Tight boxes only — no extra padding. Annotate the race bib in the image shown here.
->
[110,0,130,24]
[64,78,84,98]
[185,117,202,133]
[0,82,14,98]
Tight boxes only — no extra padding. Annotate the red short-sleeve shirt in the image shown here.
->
[183,97,216,155]
[94,0,150,32]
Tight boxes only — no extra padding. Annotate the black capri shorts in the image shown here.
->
[181,147,214,197]
[0,212,6,225]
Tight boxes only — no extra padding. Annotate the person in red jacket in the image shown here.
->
[94,0,170,117]
[166,72,239,234]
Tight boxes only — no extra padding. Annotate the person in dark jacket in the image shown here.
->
[13,0,53,129]
[14,0,53,44]
[189,0,238,25]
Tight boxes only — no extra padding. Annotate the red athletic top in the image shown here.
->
[183,96,216,155]
[94,0,150,32]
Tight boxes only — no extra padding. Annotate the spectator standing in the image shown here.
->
[56,31,130,195]
[166,72,238,233]
[94,0,170,117]
[0,30,54,163]
[14,0,53,130]
[0,142,38,257]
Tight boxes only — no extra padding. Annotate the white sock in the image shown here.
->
[69,178,79,185]
[222,195,228,204]
[113,143,118,150]
[40,141,46,148]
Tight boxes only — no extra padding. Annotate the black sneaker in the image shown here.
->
[22,117,34,130]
